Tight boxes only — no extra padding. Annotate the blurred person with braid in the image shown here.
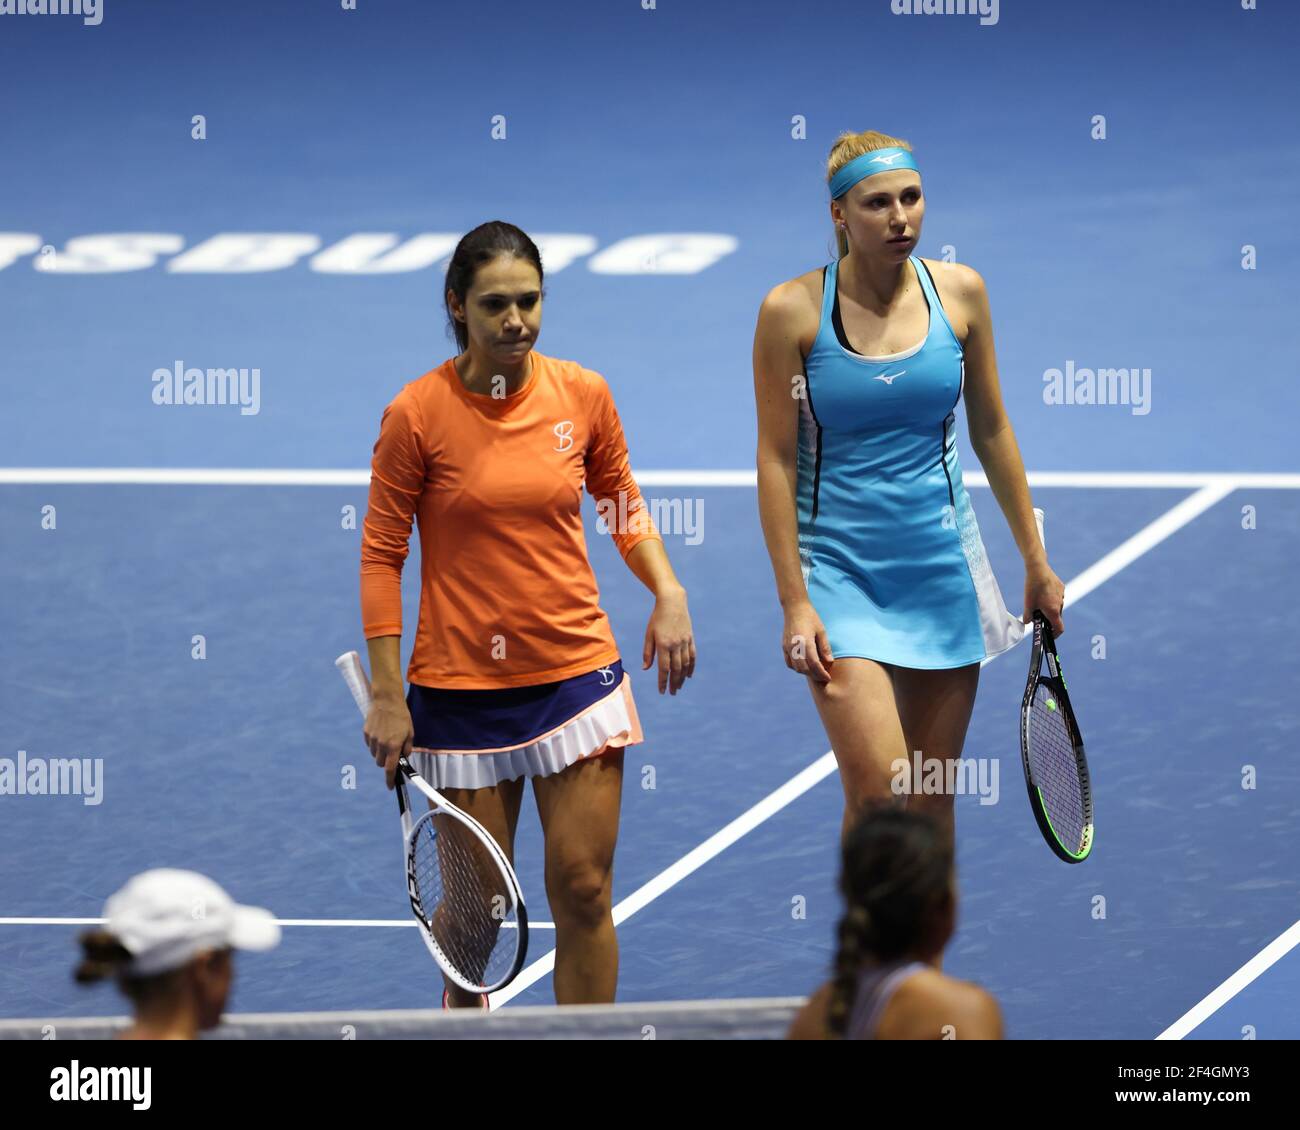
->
[74,869,280,1040]
[788,807,1002,1039]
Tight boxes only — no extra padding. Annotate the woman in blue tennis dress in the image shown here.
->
[799,251,1021,670]
[754,131,1066,866]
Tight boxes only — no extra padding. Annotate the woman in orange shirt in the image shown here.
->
[359,221,696,1008]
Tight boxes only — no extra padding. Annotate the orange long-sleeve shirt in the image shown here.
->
[360,352,662,689]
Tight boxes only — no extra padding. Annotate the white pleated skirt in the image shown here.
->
[409,672,643,790]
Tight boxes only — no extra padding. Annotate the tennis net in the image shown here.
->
[0,996,802,1040]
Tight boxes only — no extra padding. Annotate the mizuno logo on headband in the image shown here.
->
[829,146,921,199]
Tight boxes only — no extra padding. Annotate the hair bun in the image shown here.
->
[74,929,131,984]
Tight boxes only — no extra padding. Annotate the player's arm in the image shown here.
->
[624,537,695,694]
[950,263,1046,573]
[786,982,833,1040]
[949,263,1063,634]
[365,636,405,707]
[359,388,424,784]
[753,282,833,681]
[584,373,694,695]
[753,283,808,609]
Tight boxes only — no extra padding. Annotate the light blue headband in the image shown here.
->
[828,147,920,199]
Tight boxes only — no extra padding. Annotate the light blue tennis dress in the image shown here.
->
[796,255,1028,670]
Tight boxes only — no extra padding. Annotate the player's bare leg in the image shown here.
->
[533,748,624,1004]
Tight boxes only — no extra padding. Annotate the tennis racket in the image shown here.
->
[1018,512,1094,863]
[335,650,528,993]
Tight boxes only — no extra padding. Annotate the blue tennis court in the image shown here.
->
[2,0,1297,1039]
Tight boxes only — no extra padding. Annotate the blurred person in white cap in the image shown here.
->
[74,868,281,1040]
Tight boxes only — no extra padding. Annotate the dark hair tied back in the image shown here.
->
[74,929,133,984]
[443,222,545,353]
[825,807,953,1037]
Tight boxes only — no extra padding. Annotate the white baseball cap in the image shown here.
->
[103,869,281,977]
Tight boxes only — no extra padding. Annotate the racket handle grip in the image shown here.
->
[335,650,374,716]
[1033,506,1045,552]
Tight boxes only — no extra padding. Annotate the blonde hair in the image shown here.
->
[826,130,915,259]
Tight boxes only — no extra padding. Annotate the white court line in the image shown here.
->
[0,917,554,930]
[1,468,1299,489]
[1159,915,1300,1040]
[2,477,1272,1022]
[489,753,839,1008]
[1050,481,1237,608]
[491,483,1237,1007]
[0,468,370,486]
[1157,919,1300,1040]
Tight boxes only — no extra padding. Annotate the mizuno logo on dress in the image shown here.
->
[874,370,907,385]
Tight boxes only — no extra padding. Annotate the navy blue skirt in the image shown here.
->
[406,659,642,789]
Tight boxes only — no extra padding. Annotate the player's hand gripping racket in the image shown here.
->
[1019,511,1094,863]
[335,650,528,993]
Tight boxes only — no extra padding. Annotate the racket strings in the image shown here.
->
[1027,682,1088,853]
[410,814,518,987]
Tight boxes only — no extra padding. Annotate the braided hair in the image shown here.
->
[824,806,954,1038]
